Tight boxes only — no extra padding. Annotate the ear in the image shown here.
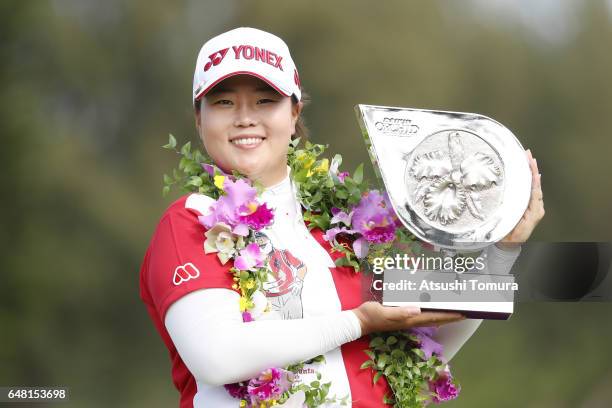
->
[194,107,202,134]
[291,101,303,133]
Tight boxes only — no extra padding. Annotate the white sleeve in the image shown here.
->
[432,244,521,362]
[164,288,362,386]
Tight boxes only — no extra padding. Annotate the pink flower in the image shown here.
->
[412,327,443,360]
[247,368,294,403]
[351,190,397,244]
[200,163,219,177]
[239,202,274,231]
[330,207,353,226]
[428,370,460,403]
[224,382,248,400]
[199,178,273,235]
[242,311,254,322]
[323,226,356,243]
[235,243,266,271]
[337,171,349,183]
[352,237,370,259]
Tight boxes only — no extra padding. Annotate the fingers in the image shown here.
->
[407,311,466,328]
[529,174,543,205]
[525,149,544,221]
[355,302,468,334]
[386,305,422,322]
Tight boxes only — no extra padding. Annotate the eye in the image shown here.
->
[257,98,276,104]
[214,99,233,105]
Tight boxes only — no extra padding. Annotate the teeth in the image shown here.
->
[231,137,263,146]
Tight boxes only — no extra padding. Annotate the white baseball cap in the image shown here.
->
[192,27,302,104]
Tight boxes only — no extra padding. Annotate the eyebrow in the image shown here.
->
[207,85,276,95]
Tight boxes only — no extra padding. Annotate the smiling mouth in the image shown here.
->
[230,136,266,147]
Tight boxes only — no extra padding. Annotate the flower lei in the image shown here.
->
[162,135,461,407]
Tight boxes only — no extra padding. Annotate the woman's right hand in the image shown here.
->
[352,301,466,336]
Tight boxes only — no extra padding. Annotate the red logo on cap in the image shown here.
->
[231,45,284,71]
[204,48,229,72]
[294,69,301,88]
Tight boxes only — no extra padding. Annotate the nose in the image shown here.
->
[233,103,258,128]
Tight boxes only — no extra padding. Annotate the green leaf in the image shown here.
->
[334,256,349,267]
[335,189,348,199]
[187,176,203,187]
[179,157,188,171]
[360,360,375,369]
[350,187,362,202]
[353,163,364,184]
[162,185,170,196]
[163,134,177,149]
[184,161,201,175]
[369,337,384,348]
[390,349,406,360]
[310,190,323,204]
[373,371,383,385]
[412,348,426,360]
[377,353,389,369]
[163,174,173,185]
[386,336,398,346]
[181,141,192,156]
[405,357,413,367]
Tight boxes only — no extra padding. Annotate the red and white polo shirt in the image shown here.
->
[140,174,393,407]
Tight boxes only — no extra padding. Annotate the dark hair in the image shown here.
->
[194,91,310,142]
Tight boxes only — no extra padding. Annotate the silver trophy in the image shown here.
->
[356,105,531,319]
[355,104,531,251]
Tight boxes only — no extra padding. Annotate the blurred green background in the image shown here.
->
[2,0,612,407]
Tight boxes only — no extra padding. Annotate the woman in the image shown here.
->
[139,27,545,407]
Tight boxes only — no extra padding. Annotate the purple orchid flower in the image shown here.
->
[224,382,248,400]
[239,202,274,231]
[200,163,216,177]
[330,207,353,226]
[247,368,294,403]
[199,178,272,235]
[351,190,397,244]
[428,370,460,403]
[235,243,266,271]
[412,327,443,360]
[352,237,370,259]
[323,226,357,243]
[337,171,349,183]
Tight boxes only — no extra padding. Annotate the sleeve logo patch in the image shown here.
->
[173,263,200,286]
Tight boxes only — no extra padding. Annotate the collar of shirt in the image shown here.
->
[260,165,302,224]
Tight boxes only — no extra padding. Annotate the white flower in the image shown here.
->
[249,290,269,319]
[203,222,237,264]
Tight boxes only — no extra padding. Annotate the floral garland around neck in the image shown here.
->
[162,134,461,408]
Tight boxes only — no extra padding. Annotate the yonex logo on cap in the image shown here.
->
[203,45,284,73]
[204,48,229,72]
[232,45,284,71]
[173,262,200,286]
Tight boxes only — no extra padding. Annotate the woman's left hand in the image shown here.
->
[495,149,545,250]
